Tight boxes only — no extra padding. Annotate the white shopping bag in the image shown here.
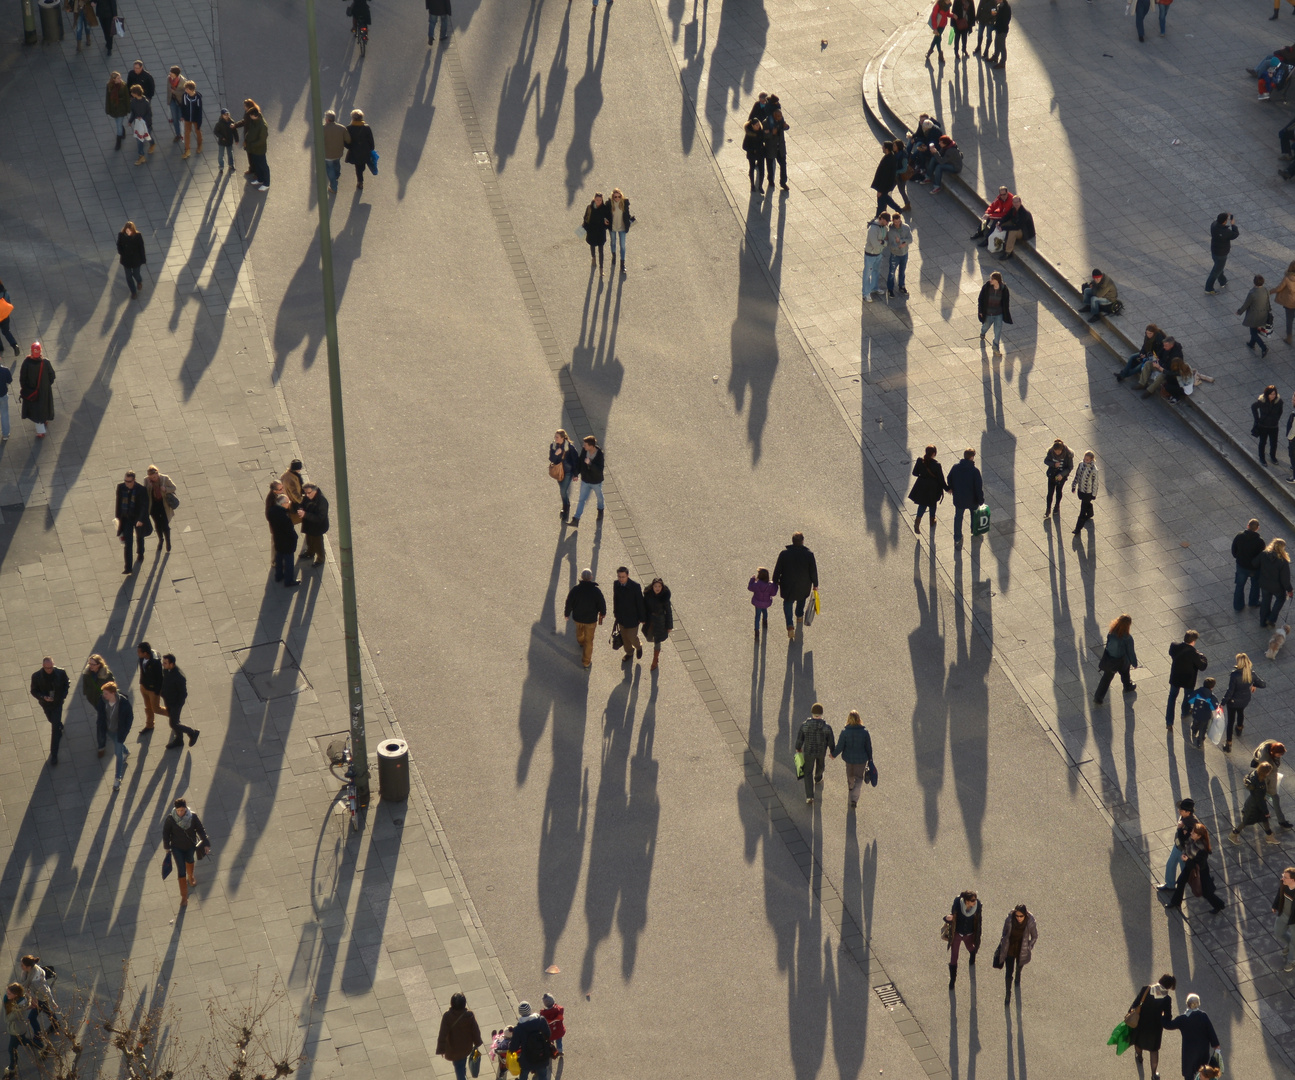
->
[1207,707,1226,746]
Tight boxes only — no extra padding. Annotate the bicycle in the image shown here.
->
[326,736,359,831]
[351,18,368,56]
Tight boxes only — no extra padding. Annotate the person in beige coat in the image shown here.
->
[144,465,177,552]
[1271,261,1295,344]
[279,459,304,513]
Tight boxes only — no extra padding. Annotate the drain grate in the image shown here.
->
[873,983,904,1010]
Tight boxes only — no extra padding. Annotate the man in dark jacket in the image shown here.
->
[1205,212,1239,294]
[1166,630,1207,729]
[564,568,606,669]
[160,653,199,749]
[773,532,819,639]
[612,566,646,664]
[998,196,1034,259]
[1158,797,1198,892]
[30,656,70,766]
[871,144,903,216]
[508,1002,553,1080]
[136,641,169,730]
[1233,518,1266,611]
[571,435,604,527]
[426,0,451,44]
[95,0,118,53]
[946,448,984,545]
[1163,994,1219,1080]
[98,680,134,789]
[300,483,330,566]
[795,704,837,804]
[115,470,152,573]
[268,495,300,588]
[125,59,155,100]
[989,0,1011,66]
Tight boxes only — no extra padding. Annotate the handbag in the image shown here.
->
[161,851,173,880]
[1098,650,1119,674]
[610,626,623,651]
[165,492,180,510]
[197,844,208,860]
[1187,864,1203,897]
[1124,985,1148,1028]
[367,149,380,175]
[803,589,818,627]
[469,1049,481,1078]
[940,919,953,943]
[0,299,13,323]
[864,760,878,787]
[794,751,805,779]
[992,949,1004,969]
[548,461,564,480]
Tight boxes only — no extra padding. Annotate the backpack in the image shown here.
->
[1189,693,1213,729]
[523,1025,552,1065]
[1244,769,1261,791]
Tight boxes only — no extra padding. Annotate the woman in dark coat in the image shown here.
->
[643,578,673,672]
[18,342,54,438]
[1252,384,1283,466]
[1220,651,1264,751]
[549,429,580,520]
[1042,437,1073,518]
[583,193,612,278]
[1257,537,1292,629]
[161,797,211,906]
[908,444,946,533]
[1166,823,1225,913]
[1093,613,1138,704]
[1130,973,1176,1075]
[426,0,451,43]
[344,110,376,189]
[943,889,981,989]
[105,70,130,148]
[993,903,1037,1004]
[117,221,146,299]
[976,271,1012,348]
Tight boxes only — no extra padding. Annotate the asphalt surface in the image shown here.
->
[217,0,1295,1075]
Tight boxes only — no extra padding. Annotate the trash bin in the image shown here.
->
[377,738,409,802]
[38,0,62,41]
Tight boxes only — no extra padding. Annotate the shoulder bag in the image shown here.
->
[1124,985,1149,1029]
[548,460,564,480]
[165,492,180,509]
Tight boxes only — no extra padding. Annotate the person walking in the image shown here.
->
[862,212,889,302]
[320,110,348,194]
[908,444,947,533]
[0,278,19,360]
[743,118,766,192]
[29,657,69,767]
[345,110,375,190]
[115,470,151,573]
[1205,213,1239,294]
[18,343,54,440]
[989,0,1010,66]
[1252,739,1292,827]
[127,85,155,166]
[160,653,198,749]
[564,568,605,669]
[1220,652,1264,751]
[1155,0,1172,35]
[0,353,11,444]
[748,567,778,639]
[1232,518,1265,610]
[94,0,116,53]
[1093,613,1138,704]
[886,213,913,297]
[116,221,146,299]
[178,80,203,159]
[1129,975,1177,1078]
[612,566,646,665]
[944,889,982,989]
[507,1002,554,1080]
[1134,0,1151,38]
[1159,799,1198,892]
[125,59,156,101]
[1070,450,1098,535]
[772,531,819,639]
[538,994,565,1058]
[608,189,632,275]
[163,66,185,142]
[582,193,612,278]
[926,0,952,63]
[1286,392,1295,483]
[4,983,39,1078]
[1184,676,1219,749]
[1165,823,1225,913]
[105,70,130,149]
[795,704,836,805]
[1240,276,1273,355]
[835,709,874,809]
[549,429,580,520]
[69,0,94,52]
[946,447,983,546]
[435,992,483,1080]
[871,144,904,217]
[973,0,996,57]
[300,484,329,565]
[1272,867,1295,973]
[977,271,1012,349]
[1272,261,1295,344]
[135,641,169,732]
[1257,537,1292,627]
[214,108,239,172]
[1163,994,1220,1080]
[1042,437,1073,519]
[268,495,301,588]
[241,105,270,191]
[1228,761,1279,845]
[161,797,211,907]
[97,681,133,790]
[891,140,913,211]
[643,577,673,671]
[994,903,1037,1005]
[427,0,451,43]
[81,654,114,759]
[17,957,58,1044]
[1166,630,1207,730]
[144,465,176,551]
[570,435,604,526]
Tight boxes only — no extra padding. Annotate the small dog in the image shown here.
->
[1266,624,1291,660]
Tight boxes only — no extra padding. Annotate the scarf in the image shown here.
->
[172,808,192,829]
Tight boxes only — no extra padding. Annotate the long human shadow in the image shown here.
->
[978,346,1016,592]
[493,0,546,174]
[911,542,949,841]
[563,6,610,205]
[728,191,785,466]
[339,805,401,993]
[562,267,624,445]
[702,0,767,153]
[774,635,814,815]
[535,3,571,169]
[834,818,869,1078]
[677,0,708,155]
[396,49,446,199]
[748,629,768,762]
[947,536,989,868]
[861,300,913,559]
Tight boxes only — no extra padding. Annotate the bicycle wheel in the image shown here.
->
[360,29,367,56]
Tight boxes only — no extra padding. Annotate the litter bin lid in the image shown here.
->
[38,1,61,8]
[377,739,408,758]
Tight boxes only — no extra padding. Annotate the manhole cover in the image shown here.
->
[873,983,904,1010]
[232,640,310,701]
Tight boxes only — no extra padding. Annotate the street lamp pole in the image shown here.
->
[303,0,369,820]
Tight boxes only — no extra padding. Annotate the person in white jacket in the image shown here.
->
[1071,451,1098,536]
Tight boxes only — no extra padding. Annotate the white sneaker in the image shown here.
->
[1286,960,1295,972]
[113,778,121,790]
[258,184,270,192]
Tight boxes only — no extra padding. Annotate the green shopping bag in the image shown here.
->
[1106,1021,1133,1056]
[947,25,955,42]
[794,751,805,779]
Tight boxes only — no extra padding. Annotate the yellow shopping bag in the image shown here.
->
[506,1052,521,1077]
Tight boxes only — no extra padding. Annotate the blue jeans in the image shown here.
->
[169,100,183,139]
[0,318,14,349]
[112,115,125,137]
[1117,352,1150,380]
[1235,565,1261,610]
[1134,0,1149,36]
[914,502,938,523]
[451,1058,467,1080]
[557,471,573,504]
[1206,254,1228,291]
[0,395,9,438]
[1261,589,1288,627]
[1163,845,1181,887]
[274,549,296,584]
[1277,914,1295,963]
[862,252,883,296]
[953,505,968,541]
[108,731,129,780]
[1157,2,1167,31]
[887,253,908,293]
[519,1066,550,1080]
[782,596,806,627]
[74,12,89,39]
[249,152,270,187]
[929,162,960,187]
[1081,285,1109,314]
[574,481,603,518]
[325,157,341,191]
[136,137,149,157]
[125,265,142,296]
[218,142,235,168]
[429,11,449,37]
[754,606,769,631]
[611,231,626,260]
[981,314,1003,344]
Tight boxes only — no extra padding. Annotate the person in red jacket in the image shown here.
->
[540,993,565,1057]
[971,186,1014,244]
[926,0,952,63]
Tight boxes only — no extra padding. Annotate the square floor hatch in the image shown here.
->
[233,640,311,701]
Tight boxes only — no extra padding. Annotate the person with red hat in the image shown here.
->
[18,343,54,439]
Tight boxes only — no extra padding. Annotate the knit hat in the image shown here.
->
[518,1002,532,1017]
[542,993,555,1007]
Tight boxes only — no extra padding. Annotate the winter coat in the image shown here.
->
[1240,770,1271,826]
[975,0,996,23]
[162,809,210,854]
[1275,271,1295,309]
[864,220,888,257]
[1003,205,1034,241]
[871,154,899,194]
[117,230,146,268]
[242,115,268,155]
[994,912,1037,966]
[426,0,451,15]
[344,122,375,165]
[165,74,185,106]
[128,95,153,132]
[214,115,239,146]
[1239,286,1272,327]
[947,897,982,946]
[138,650,165,693]
[976,282,1013,323]
[539,1005,565,1041]
[934,143,963,171]
[796,716,836,760]
[126,66,155,100]
[179,91,203,124]
[748,577,779,609]
[1221,666,1265,710]
[435,1006,482,1061]
[929,1,951,30]
[267,503,299,554]
[1043,446,1074,479]
[279,468,303,509]
[549,439,580,478]
[612,578,646,627]
[1103,631,1138,668]
[576,447,605,485]
[835,724,873,765]
[643,584,673,642]
[908,457,947,506]
[145,472,176,521]
[1258,549,1292,595]
[945,459,983,509]
[1162,1010,1219,1080]
[583,200,612,245]
[1070,460,1098,495]
[993,0,1011,30]
[160,664,188,711]
[608,198,633,234]
[509,1015,553,1070]
[1253,394,1283,431]
[1130,987,1173,1052]
[772,544,818,603]
[19,964,55,1010]
[564,580,606,624]
[96,691,134,740]
[18,355,54,423]
[30,666,70,706]
[1167,640,1207,689]
[1210,219,1240,257]
[4,997,30,1039]
[743,124,765,161]
[1253,740,1287,794]
[115,481,151,538]
[105,79,130,118]
[1233,528,1266,569]
[300,490,330,535]
[81,663,114,708]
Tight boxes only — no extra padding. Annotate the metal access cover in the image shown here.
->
[873,983,904,1010]
[233,640,310,701]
